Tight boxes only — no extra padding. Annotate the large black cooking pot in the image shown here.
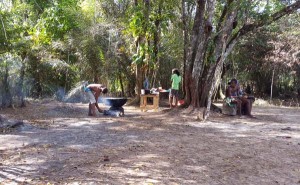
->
[101,97,127,108]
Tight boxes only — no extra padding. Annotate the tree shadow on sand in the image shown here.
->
[1,104,300,184]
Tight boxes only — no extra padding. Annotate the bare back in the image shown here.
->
[86,84,104,93]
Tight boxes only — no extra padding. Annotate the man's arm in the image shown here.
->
[94,91,103,113]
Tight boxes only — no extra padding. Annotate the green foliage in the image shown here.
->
[31,0,81,45]
[1,0,299,103]
[227,13,300,97]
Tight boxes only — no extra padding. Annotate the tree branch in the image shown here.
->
[228,1,300,47]
[216,0,234,32]
[0,14,7,41]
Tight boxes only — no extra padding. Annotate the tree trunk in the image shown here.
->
[184,0,207,107]
[270,67,275,101]
[184,0,218,108]
[214,63,227,100]
[2,64,13,108]
[181,0,188,95]
[93,68,99,83]
[36,75,42,98]
[119,68,125,97]
[214,83,225,100]
[65,52,70,93]
[135,49,143,96]
[0,14,7,41]
[134,0,150,97]
[30,55,43,98]
[151,0,162,88]
[18,56,27,107]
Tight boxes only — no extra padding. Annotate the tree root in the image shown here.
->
[181,104,222,121]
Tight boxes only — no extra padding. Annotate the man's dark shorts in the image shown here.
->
[170,89,179,98]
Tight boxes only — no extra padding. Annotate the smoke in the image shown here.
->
[0,54,22,107]
[54,87,66,101]
[63,81,89,103]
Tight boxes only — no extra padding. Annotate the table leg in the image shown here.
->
[154,96,159,111]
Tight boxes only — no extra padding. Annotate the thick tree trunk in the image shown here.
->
[184,0,206,107]
[184,0,216,108]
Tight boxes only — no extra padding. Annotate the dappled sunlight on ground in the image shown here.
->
[0,101,300,184]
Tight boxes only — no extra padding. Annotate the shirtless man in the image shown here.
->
[226,79,254,118]
[84,84,108,116]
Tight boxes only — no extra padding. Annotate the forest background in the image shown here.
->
[1,0,299,115]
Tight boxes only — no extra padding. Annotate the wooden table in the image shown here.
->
[140,94,159,112]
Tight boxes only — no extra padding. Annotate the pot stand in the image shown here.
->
[104,106,125,117]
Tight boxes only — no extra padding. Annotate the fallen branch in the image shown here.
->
[0,115,24,132]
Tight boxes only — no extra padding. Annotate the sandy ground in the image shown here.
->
[0,100,300,185]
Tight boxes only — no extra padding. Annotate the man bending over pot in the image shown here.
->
[85,84,108,116]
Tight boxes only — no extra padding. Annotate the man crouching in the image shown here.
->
[85,84,108,116]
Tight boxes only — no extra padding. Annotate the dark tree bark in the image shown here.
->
[28,54,42,98]
[118,66,125,97]
[134,0,150,97]
[93,73,99,83]
[2,64,13,108]
[135,60,143,95]
[151,0,162,88]
[184,0,216,108]
[0,14,7,42]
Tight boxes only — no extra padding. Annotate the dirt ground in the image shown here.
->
[0,100,300,185]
